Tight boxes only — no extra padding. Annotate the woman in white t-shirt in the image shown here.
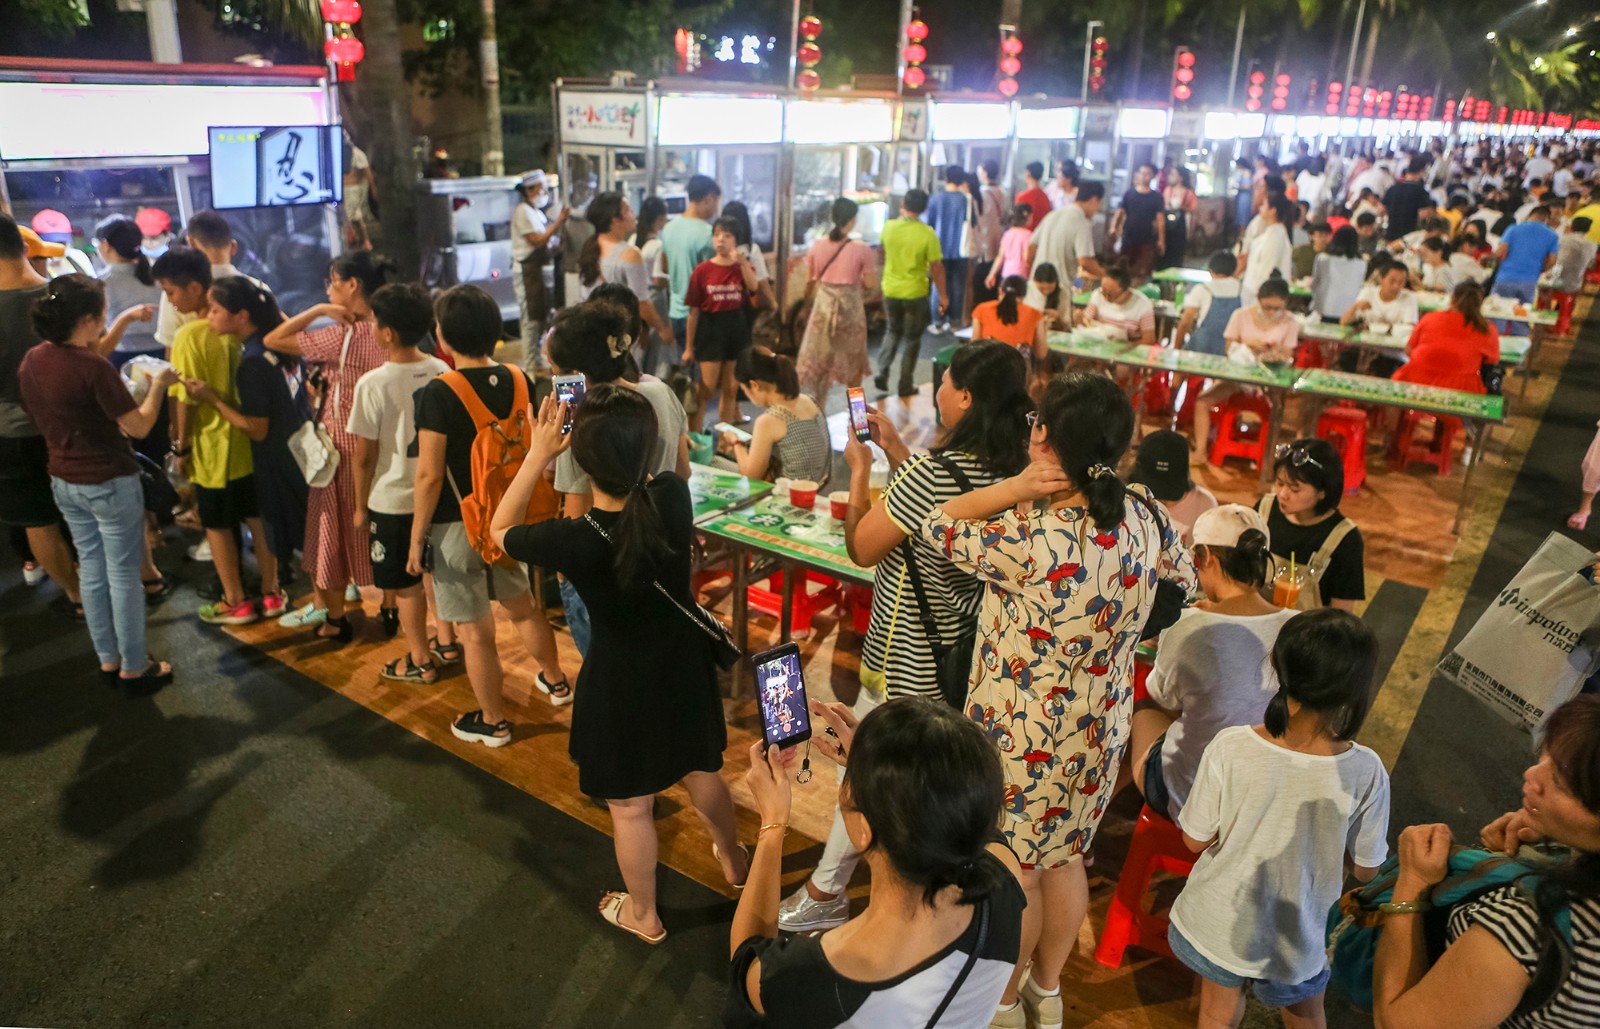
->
[1078,264,1156,346]
[1341,261,1420,331]
[1129,505,1296,822]
[1239,196,1295,306]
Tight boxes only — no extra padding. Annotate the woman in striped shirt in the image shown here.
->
[772,340,1031,935]
[1375,694,1600,1028]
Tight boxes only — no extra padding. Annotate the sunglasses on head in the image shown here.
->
[1025,411,1039,429]
[1274,442,1324,470]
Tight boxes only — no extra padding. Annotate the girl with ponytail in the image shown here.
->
[92,214,162,364]
[1168,608,1387,1029]
[725,347,829,483]
[490,384,746,945]
[969,273,1049,364]
[922,370,1198,1027]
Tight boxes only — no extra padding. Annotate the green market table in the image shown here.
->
[698,493,873,653]
[688,463,772,525]
[1298,321,1535,398]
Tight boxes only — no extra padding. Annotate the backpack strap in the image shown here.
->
[1311,517,1358,574]
[439,366,498,430]
[1257,494,1274,521]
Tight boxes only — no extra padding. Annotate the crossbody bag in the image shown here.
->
[899,454,978,711]
[287,326,352,488]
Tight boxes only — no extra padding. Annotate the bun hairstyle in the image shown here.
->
[1452,280,1489,335]
[1101,261,1133,292]
[548,298,634,383]
[736,346,800,399]
[842,698,1005,907]
[828,197,859,243]
[1036,372,1134,529]
[1266,609,1378,742]
[32,274,106,344]
[1010,203,1032,228]
[569,384,668,586]
[995,274,1027,325]
[93,215,153,286]
[328,250,397,300]
[1194,529,1271,588]
[210,275,286,336]
[938,340,1031,477]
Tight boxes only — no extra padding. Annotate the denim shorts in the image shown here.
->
[1141,731,1174,822]
[1168,923,1330,1008]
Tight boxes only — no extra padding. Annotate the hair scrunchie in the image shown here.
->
[1087,463,1116,481]
[606,333,633,358]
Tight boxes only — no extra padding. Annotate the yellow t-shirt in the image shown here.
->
[1574,203,1600,245]
[168,319,252,488]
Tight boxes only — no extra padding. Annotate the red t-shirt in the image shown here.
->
[1015,187,1052,232]
[685,259,748,314]
[18,341,139,484]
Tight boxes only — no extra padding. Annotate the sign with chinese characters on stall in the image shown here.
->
[560,92,647,147]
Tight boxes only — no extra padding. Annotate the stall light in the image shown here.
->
[1340,116,1360,136]
[1321,115,1343,136]
[656,95,783,146]
[1271,113,1296,135]
[1235,111,1268,137]
[1202,110,1237,139]
[1117,106,1169,139]
[931,101,1013,140]
[1017,106,1081,139]
[786,100,894,144]
[1295,115,1323,137]
[1358,118,1374,135]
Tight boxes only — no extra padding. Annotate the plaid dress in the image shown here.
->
[300,320,384,591]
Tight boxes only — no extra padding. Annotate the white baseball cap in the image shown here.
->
[1192,503,1270,549]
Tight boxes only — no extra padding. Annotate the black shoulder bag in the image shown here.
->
[899,455,978,710]
[1123,487,1186,642]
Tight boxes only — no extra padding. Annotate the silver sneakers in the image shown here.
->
[776,884,851,933]
[1020,972,1064,1029]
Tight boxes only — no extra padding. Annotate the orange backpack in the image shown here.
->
[438,366,558,568]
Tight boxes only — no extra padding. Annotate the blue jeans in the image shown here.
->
[51,474,149,671]
[559,576,592,657]
[930,257,968,324]
[1491,279,1539,337]
[1168,922,1330,1008]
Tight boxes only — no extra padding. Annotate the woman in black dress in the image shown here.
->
[491,383,747,944]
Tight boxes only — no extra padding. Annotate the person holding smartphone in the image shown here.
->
[774,340,1031,936]
[489,384,744,946]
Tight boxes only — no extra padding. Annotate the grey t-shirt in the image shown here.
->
[0,284,47,438]
[101,262,162,354]
[554,377,686,494]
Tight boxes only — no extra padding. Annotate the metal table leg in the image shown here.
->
[731,547,750,678]
[1452,420,1492,535]
[779,563,796,644]
[1260,388,1286,487]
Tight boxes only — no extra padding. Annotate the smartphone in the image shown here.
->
[714,421,753,446]
[753,642,812,750]
[552,373,586,434]
[419,540,434,574]
[846,386,871,444]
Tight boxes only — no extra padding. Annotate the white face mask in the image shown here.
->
[534,193,552,210]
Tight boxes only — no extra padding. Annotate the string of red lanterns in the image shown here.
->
[1088,35,1108,95]
[903,11,929,91]
[997,26,1022,97]
[321,0,364,82]
[797,10,822,91]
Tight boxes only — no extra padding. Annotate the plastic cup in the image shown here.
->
[1273,565,1305,609]
[829,490,849,519]
[868,459,889,505]
[789,479,819,509]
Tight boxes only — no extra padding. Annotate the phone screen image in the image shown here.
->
[553,375,586,434]
[754,644,811,749]
[847,387,871,443]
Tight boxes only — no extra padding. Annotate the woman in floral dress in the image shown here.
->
[796,197,878,405]
[924,371,1197,1028]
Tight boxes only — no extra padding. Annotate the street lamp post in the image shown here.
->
[1082,20,1103,100]
[1343,0,1368,94]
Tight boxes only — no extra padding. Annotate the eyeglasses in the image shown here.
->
[1274,442,1324,470]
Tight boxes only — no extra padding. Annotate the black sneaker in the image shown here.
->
[450,710,512,748]
[872,374,889,393]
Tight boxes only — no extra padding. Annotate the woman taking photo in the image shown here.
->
[1374,694,1600,1028]
[1257,438,1364,611]
[722,347,829,485]
[265,251,393,637]
[924,372,1197,1029]
[18,275,177,689]
[795,197,878,405]
[1392,281,1500,395]
[574,192,676,351]
[775,340,1031,935]
[490,386,745,945]
[730,698,1027,1027]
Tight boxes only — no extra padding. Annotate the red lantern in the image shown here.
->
[797,68,821,91]
[1175,85,1191,101]
[1001,36,1023,56]
[325,35,365,64]
[1091,57,1107,71]
[320,0,361,23]
[800,14,822,38]
[904,65,926,88]
[1000,55,1021,76]
[904,43,927,64]
[1177,51,1195,68]
[998,78,1019,96]
[798,42,821,65]
[907,19,929,41]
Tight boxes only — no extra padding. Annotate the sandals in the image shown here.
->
[536,672,574,708]
[450,710,513,748]
[379,606,400,639]
[143,577,174,605]
[429,637,463,666]
[712,842,750,891]
[598,892,666,945]
[381,654,439,684]
[314,614,353,644]
[120,658,174,695]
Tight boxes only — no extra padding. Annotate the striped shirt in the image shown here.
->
[861,451,1004,698]
[1448,884,1600,1027]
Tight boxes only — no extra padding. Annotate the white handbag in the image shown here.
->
[288,327,351,488]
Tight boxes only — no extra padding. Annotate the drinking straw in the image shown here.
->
[1290,554,1296,582]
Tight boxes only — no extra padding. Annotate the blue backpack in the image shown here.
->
[1325,847,1573,1013]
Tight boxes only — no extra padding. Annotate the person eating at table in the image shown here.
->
[1191,278,1298,464]
[1341,258,1420,333]
[1076,262,1156,347]
[1391,280,1499,395]
[1257,438,1364,612]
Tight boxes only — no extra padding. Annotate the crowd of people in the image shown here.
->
[3,135,1600,1029]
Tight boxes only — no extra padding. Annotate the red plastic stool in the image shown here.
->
[747,571,843,635]
[1094,805,1199,967]
[1170,375,1203,430]
[1142,371,1174,418]
[1294,338,1328,369]
[1549,290,1577,336]
[844,585,873,635]
[1316,404,1369,493]
[1207,393,1272,470]
[1392,410,1461,477]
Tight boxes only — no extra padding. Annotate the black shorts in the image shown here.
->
[368,510,421,591]
[196,475,259,530]
[693,309,751,363]
[0,435,63,528]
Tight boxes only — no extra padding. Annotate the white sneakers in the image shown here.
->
[776,884,851,933]
[1020,973,1063,1029]
[22,562,45,586]
[187,539,212,562]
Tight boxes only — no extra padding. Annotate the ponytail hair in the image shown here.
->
[1036,372,1134,529]
[995,274,1026,325]
[210,275,285,336]
[578,234,602,289]
[93,214,153,286]
[736,346,800,399]
[569,385,669,585]
[1031,262,1062,311]
[1265,609,1378,742]
[828,197,858,243]
[31,273,106,344]
[1193,528,1271,588]
[1452,280,1488,334]
[328,250,397,300]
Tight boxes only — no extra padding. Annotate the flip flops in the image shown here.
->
[598,892,666,945]
[712,842,750,892]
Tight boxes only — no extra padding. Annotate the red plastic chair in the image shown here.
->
[844,585,873,635]
[1392,410,1461,477]
[1207,393,1272,470]
[1316,404,1369,493]
[747,571,844,635]
[1094,805,1200,967]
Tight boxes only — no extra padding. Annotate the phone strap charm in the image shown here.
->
[796,740,813,784]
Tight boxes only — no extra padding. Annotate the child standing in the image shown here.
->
[1169,609,1390,1029]
[986,204,1034,288]
[155,247,278,625]
[347,283,450,682]
[682,217,757,432]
